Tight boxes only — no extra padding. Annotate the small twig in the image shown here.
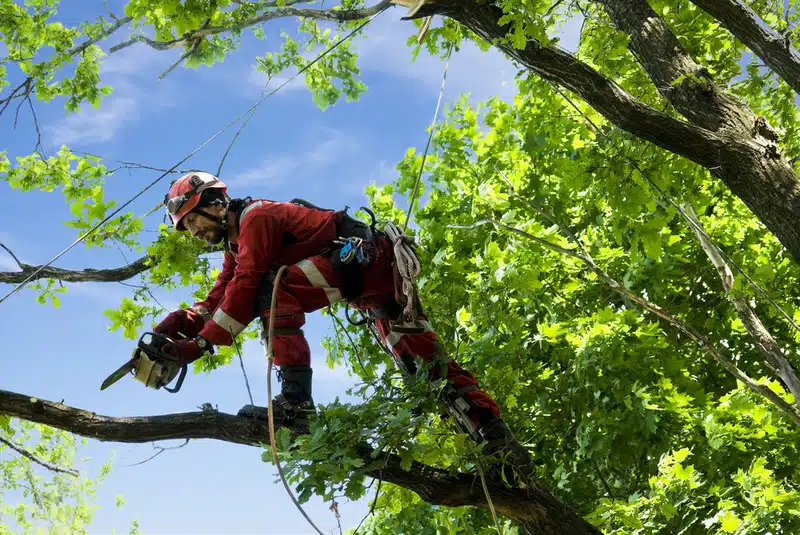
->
[489,162,593,260]
[352,478,382,534]
[593,459,614,498]
[124,438,190,467]
[109,160,192,175]
[103,0,120,21]
[329,306,369,377]
[158,36,203,80]
[109,1,390,54]
[0,435,79,477]
[27,95,45,159]
[330,497,343,535]
[231,327,255,407]
[0,79,32,118]
[0,242,24,270]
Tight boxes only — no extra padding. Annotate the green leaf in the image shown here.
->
[673,448,691,463]
[720,510,741,533]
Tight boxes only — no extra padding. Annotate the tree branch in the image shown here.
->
[0,389,600,535]
[683,203,800,406]
[0,256,153,284]
[597,0,753,134]
[0,435,79,477]
[0,16,132,116]
[689,0,800,95]
[449,219,800,427]
[109,1,391,54]
[0,242,24,270]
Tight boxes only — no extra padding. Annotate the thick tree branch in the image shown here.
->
[0,256,152,284]
[109,1,391,54]
[689,0,800,95]
[597,0,752,134]
[0,389,600,535]
[449,219,800,427]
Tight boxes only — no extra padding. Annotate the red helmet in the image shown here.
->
[165,171,227,231]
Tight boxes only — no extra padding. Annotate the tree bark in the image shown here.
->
[597,0,752,133]
[689,0,800,95]
[417,0,800,264]
[0,389,601,535]
[0,256,152,284]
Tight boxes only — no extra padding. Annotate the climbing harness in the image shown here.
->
[100,332,190,392]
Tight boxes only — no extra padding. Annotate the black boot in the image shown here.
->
[477,416,537,485]
[237,366,315,424]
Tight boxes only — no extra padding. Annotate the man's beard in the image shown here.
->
[203,225,226,246]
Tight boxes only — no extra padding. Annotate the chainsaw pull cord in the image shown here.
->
[384,221,421,321]
[264,264,326,535]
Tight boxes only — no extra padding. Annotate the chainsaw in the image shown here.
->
[100,332,188,393]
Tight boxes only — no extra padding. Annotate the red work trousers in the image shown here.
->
[260,235,500,421]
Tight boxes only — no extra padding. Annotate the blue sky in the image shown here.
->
[0,2,581,533]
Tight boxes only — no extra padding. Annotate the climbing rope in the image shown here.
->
[403,42,453,232]
[263,265,326,535]
[380,41,455,323]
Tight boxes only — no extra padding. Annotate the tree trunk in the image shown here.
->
[0,389,602,535]
[420,0,800,264]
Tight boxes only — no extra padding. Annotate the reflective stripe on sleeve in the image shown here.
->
[211,308,246,336]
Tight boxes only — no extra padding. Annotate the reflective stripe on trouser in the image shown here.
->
[260,256,343,366]
[373,314,501,422]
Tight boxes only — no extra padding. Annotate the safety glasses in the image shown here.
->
[165,194,189,216]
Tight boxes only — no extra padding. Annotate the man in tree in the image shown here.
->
[151,171,534,480]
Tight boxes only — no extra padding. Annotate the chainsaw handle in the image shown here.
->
[163,365,188,393]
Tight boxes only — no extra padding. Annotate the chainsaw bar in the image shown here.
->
[100,357,138,390]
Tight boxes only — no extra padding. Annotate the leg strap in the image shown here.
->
[368,298,428,333]
[389,350,483,442]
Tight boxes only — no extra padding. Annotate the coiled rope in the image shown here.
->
[384,222,421,321]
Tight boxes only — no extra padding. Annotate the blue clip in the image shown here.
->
[340,240,356,263]
[339,237,368,265]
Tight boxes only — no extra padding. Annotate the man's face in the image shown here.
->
[183,205,227,246]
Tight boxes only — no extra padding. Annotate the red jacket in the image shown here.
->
[192,199,341,346]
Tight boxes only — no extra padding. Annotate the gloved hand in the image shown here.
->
[154,308,205,340]
[161,338,209,366]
